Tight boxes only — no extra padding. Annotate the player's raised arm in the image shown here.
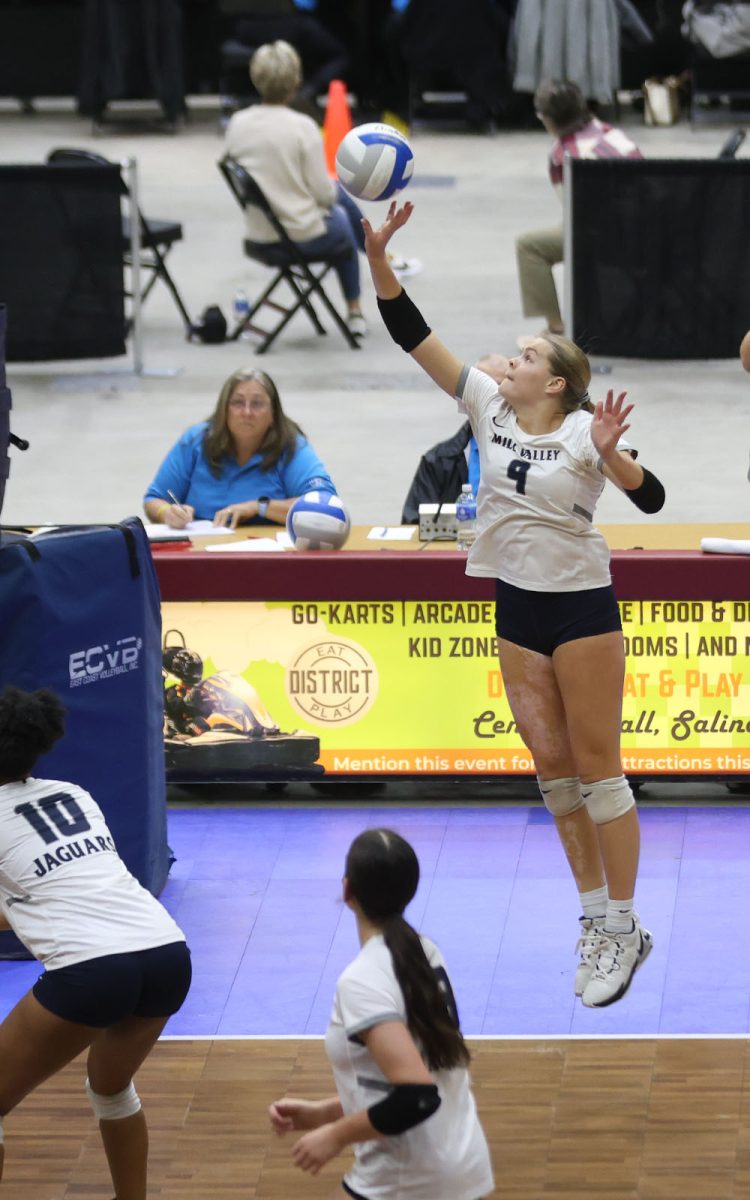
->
[363,201,463,399]
[594,390,665,513]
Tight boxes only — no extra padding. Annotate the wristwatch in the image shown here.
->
[257,496,270,520]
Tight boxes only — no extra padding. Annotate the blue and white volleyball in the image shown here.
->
[287,492,351,551]
[335,123,414,202]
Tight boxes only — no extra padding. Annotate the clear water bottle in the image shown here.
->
[456,483,477,552]
[232,288,250,335]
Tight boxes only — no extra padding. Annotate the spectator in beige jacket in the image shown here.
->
[224,40,367,337]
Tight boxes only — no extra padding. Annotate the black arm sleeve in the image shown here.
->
[367,1083,441,1135]
[377,289,431,353]
[624,467,665,514]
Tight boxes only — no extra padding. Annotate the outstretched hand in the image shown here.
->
[362,199,414,260]
[590,390,634,461]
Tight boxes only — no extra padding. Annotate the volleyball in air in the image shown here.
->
[335,122,414,202]
[287,492,351,551]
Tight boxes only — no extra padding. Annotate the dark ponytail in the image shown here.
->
[346,829,470,1072]
[0,687,66,781]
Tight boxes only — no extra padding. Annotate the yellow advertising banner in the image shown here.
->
[162,599,750,775]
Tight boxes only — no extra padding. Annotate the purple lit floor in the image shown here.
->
[2,804,749,1037]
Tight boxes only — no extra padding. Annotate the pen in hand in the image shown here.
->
[167,490,192,527]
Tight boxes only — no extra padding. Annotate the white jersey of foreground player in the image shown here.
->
[326,932,494,1200]
[0,776,184,969]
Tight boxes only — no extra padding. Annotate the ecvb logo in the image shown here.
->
[69,636,143,687]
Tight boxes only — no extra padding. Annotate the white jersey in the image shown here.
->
[0,777,185,970]
[457,366,631,592]
[325,933,494,1200]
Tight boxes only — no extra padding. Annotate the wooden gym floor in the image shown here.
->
[4,1035,750,1199]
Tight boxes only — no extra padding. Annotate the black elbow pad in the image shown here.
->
[368,1083,441,1135]
[625,466,665,514]
[377,289,431,353]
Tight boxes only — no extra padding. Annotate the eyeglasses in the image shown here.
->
[228,397,270,412]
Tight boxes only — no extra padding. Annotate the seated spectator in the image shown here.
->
[224,39,367,338]
[401,421,473,525]
[515,80,642,336]
[143,367,335,529]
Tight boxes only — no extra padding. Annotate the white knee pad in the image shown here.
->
[582,776,635,824]
[85,1078,141,1121]
[538,776,584,817]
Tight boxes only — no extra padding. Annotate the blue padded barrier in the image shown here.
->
[0,518,169,959]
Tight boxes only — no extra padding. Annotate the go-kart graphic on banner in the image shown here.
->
[162,629,321,779]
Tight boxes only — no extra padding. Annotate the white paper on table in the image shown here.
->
[204,537,285,553]
[701,537,750,555]
[367,526,416,541]
[145,520,235,541]
[275,530,293,547]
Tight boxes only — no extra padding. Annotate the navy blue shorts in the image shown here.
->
[495,579,622,657]
[33,940,192,1028]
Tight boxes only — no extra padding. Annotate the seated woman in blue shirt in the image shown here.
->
[143,368,335,529]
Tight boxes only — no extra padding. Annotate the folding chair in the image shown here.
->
[218,156,360,353]
[47,148,192,334]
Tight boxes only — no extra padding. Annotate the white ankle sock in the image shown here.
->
[579,885,608,920]
[605,898,635,934]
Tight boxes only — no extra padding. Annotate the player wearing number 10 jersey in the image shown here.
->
[0,686,191,1199]
[364,200,666,1010]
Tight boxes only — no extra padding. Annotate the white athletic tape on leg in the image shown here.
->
[537,776,584,817]
[582,775,635,824]
[85,1078,141,1121]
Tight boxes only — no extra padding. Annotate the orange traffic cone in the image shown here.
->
[323,79,352,178]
